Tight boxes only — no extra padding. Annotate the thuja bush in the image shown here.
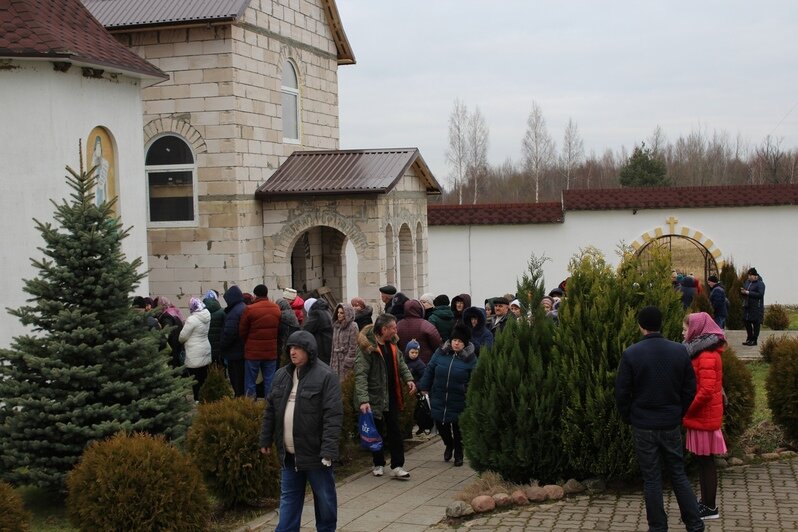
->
[461,254,562,484]
[185,397,279,507]
[766,338,798,442]
[0,480,30,532]
[66,432,209,532]
[720,260,744,330]
[399,385,418,439]
[764,304,790,330]
[720,347,755,448]
[339,372,358,464]
[760,334,792,364]
[689,291,713,315]
[199,363,234,403]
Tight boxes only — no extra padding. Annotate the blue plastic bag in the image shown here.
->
[358,411,383,452]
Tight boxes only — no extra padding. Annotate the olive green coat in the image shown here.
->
[353,325,413,419]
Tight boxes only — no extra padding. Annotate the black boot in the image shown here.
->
[453,446,464,467]
[443,446,453,462]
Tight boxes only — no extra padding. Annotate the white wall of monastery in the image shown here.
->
[428,205,798,306]
[0,61,149,339]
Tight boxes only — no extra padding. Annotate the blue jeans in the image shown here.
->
[632,426,704,532]
[244,359,276,398]
[276,454,337,532]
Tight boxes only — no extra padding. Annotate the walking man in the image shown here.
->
[260,331,342,532]
[355,313,416,479]
[707,275,728,328]
[615,306,704,532]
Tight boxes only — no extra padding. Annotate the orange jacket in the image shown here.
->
[239,298,282,361]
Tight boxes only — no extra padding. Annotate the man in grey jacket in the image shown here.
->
[260,331,342,532]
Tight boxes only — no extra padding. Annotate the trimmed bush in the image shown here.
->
[688,291,713,315]
[339,372,358,464]
[760,334,791,364]
[399,384,418,440]
[721,347,755,448]
[66,432,209,532]
[766,338,798,442]
[764,304,790,331]
[0,480,30,532]
[199,363,234,403]
[720,260,744,330]
[185,397,280,508]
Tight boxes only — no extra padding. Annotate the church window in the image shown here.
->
[281,61,300,142]
[145,135,197,226]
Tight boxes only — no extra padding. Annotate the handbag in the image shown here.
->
[414,392,434,432]
[358,411,383,452]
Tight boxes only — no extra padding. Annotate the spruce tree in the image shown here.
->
[461,255,564,483]
[0,164,192,492]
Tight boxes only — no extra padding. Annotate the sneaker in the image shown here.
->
[699,503,719,520]
[372,465,384,477]
[389,466,410,480]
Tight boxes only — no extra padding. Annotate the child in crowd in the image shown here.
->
[405,340,433,435]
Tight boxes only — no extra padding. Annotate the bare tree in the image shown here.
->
[754,135,788,183]
[446,99,469,204]
[466,106,489,204]
[559,117,584,190]
[521,101,555,202]
[647,125,668,156]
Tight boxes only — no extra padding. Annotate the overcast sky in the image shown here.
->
[336,1,798,186]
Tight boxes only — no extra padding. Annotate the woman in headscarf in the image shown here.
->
[154,296,184,368]
[682,312,727,521]
[179,297,212,401]
[351,296,374,330]
[331,303,359,380]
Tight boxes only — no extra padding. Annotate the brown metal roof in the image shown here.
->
[0,0,166,79]
[83,0,355,65]
[255,149,441,198]
[428,202,564,226]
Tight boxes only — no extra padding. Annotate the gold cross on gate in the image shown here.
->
[666,216,679,234]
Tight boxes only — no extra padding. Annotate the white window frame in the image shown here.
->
[281,61,301,144]
[145,134,199,228]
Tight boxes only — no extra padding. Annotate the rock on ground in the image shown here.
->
[471,494,496,513]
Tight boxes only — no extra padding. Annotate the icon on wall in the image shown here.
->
[86,127,117,213]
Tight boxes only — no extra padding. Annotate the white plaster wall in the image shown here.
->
[0,61,150,340]
[428,205,798,306]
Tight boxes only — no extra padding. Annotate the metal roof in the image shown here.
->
[255,149,442,198]
[82,0,249,28]
[428,202,564,226]
[0,0,166,80]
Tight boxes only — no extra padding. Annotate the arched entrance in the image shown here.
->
[289,225,349,302]
[637,235,719,281]
[398,224,414,298]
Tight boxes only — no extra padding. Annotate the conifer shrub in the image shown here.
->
[66,432,209,532]
[461,254,562,484]
[199,363,234,403]
[766,338,798,442]
[399,385,418,439]
[0,164,192,492]
[760,334,792,364]
[185,397,279,507]
[764,304,790,330]
[339,372,358,463]
[689,291,713,315]
[720,260,744,330]
[0,480,30,532]
[720,347,755,448]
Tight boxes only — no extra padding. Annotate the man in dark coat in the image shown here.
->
[220,285,247,397]
[741,267,766,346]
[615,306,704,532]
[303,298,333,365]
[707,275,728,329]
[260,331,342,532]
[379,285,397,313]
[428,294,455,342]
[396,299,442,365]
[490,296,514,335]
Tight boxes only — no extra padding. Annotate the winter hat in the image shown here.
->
[406,339,421,352]
[493,296,510,306]
[680,276,695,287]
[548,288,564,298]
[450,323,472,344]
[304,297,317,314]
[379,284,397,295]
[637,306,662,332]
[350,296,366,308]
[189,297,205,313]
[509,299,522,309]
[204,289,218,301]
[748,267,759,276]
[283,287,298,301]
[707,275,719,283]
[419,293,435,307]
[433,294,450,307]
[253,284,268,297]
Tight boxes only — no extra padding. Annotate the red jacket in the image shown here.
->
[239,298,282,361]
[683,348,724,431]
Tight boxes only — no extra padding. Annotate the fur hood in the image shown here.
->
[357,324,398,354]
[334,303,356,329]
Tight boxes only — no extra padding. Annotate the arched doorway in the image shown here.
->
[289,226,348,302]
[637,235,719,282]
[416,221,425,297]
[385,225,396,285]
[399,224,414,297]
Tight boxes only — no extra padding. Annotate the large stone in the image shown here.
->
[524,485,547,502]
[492,492,512,507]
[511,489,530,505]
[761,452,781,461]
[728,457,744,466]
[714,457,728,468]
[583,477,606,493]
[780,450,797,458]
[471,495,496,513]
[542,484,565,500]
[562,478,586,494]
[446,500,472,518]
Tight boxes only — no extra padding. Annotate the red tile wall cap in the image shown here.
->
[428,202,564,226]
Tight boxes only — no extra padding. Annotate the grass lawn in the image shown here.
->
[737,360,788,455]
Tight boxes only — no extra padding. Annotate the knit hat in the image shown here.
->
[253,284,268,297]
[748,267,759,276]
[637,306,662,332]
[406,339,420,352]
[509,299,522,309]
[304,297,317,314]
[548,288,564,297]
[189,297,205,313]
[379,284,397,295]
[350,296,366,308]
[419,293,435,307]
[283,287,298,301]
[433,294,450,307]
[450,323,472,344]
[707,275,719,283]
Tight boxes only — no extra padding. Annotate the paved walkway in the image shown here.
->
[725,328,798,360]
[241,438,798,532]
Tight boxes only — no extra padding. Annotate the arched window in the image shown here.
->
[145,135,197,225]
[281,61,300,142]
